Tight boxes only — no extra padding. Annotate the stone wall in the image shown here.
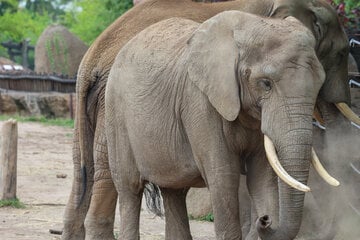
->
[0,89,75,119]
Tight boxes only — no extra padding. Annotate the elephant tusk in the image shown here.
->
[335,102,360,126]
[264,135,311,192]
[311,148,340,186]
[313,106,325,125]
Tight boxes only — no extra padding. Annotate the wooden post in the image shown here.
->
[21,39,29,69]
[0,119,18,200]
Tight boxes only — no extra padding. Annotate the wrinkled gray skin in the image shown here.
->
[62,0,350,239]
[105,11,325,240]
[241,61,358,240]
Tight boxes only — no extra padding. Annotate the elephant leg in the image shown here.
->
[115,187,142,240]
[62,127,93,240]
[245,202,260,240]
[239,174,259,240]
[246,150,278,238]
[239,175,251,236]
[204,160,241,239]
[107,120,143,240]
[161,187,192,240]
[84,119,118,240]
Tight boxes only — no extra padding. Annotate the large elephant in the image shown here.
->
[62,0,359,239]
[104,11,326,239]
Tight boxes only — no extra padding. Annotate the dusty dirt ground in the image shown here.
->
[0,121,215,240]
[0,99,360,240]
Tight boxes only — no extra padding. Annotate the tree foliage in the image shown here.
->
[2,0,358,67]
[0,0,133,65]
[0,0,19,15]
[328,0,360,35]
[63,0,133,45]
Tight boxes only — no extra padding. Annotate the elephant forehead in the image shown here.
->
[263,65,276,76]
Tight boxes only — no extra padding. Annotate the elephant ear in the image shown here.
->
[186,16,240,122]
[270,1,324,46]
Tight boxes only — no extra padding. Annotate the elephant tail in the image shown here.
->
[144,183,164,217]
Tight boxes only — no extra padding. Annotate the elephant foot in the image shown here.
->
[84,230,115,240]
[61,224,85,240]
[84,217,115,240]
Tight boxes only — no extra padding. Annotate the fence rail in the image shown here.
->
[0,71,358,94]
[0,73,76,93]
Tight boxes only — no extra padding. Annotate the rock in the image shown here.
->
[186,188,212,218]
[0,94,18,114]
[35,24,88,77]
[0,89,75,118]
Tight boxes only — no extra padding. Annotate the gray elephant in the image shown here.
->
[105,11,328,239]
[62,0,360,239]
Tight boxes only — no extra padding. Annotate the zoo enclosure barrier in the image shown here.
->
[0,72,76,119]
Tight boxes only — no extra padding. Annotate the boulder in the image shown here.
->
[35,25,88,77]
[0,90,75,118]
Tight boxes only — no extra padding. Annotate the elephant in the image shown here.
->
[61,0,360,239]
[104,10,327,239]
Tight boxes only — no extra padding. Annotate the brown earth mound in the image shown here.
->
[34,25,88,77]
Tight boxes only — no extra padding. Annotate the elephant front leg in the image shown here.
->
[161,187,192,240]
[239,174,257,240]
[205,160,242,240]
[245,149,278,240]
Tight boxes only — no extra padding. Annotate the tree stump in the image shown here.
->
[0,119,18,200]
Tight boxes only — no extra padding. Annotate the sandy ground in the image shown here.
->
[0,121,215,240]
[0,115,359,240]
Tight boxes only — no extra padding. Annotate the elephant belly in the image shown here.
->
[127,122,204,189]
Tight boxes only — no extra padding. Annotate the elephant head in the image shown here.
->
[186,11,328,239]
[270,0,360,126]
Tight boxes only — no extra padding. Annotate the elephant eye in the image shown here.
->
[258,79,272,92]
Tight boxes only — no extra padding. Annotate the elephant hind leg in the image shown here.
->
[62,127,93,240]
[84,119,118,240]
[117,187,143,240]
[161,187,193,240]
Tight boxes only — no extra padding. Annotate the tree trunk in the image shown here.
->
[0,119,18,200]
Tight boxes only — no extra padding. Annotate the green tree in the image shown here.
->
[63,0,133,45]
[0,0,19,15]
[333,0,360,12]
[24,0,72,21]
[0,3,51,67]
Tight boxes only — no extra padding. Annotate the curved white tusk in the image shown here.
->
[335,102,360,126]
[264,135,311,192]
[311,148,340,186]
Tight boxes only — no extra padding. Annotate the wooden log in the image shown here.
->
[0,119,18,200]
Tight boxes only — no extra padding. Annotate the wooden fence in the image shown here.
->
[0,71,358,94]
[0,73,76,93]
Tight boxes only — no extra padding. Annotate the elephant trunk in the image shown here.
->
[259,120,313,239]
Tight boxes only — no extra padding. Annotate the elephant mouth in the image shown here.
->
[264,135,339,192]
